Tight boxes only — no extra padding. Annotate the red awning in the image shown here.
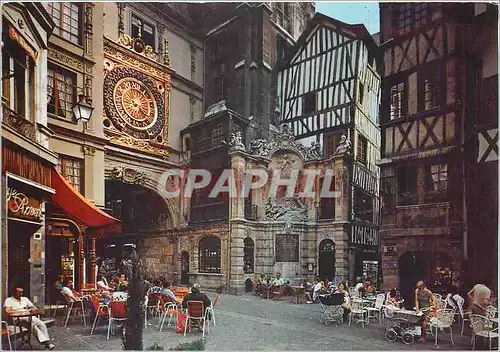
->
[50,168,121,236]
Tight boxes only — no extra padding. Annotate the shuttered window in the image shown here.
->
[357,135,368,166]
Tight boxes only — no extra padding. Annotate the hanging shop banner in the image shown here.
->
[7,187,43,222]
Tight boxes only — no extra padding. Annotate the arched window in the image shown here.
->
[199,236,221,273]
[243,237,254,274]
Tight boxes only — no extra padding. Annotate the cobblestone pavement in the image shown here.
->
[11,293,475,350]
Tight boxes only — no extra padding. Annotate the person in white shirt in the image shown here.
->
[272,273,284,286]
[4,286,55,350]
[312,278,324,302]
[354,277,364,292]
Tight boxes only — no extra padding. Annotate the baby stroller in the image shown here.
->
[384,308,424,345]
[318,293,345,325]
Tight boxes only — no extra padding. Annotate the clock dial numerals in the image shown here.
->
[113,78,158,130]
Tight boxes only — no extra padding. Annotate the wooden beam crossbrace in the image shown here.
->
[478,130,499,163]
[419,117,440,148]
[396,121,415,151]
[421,27,441,63]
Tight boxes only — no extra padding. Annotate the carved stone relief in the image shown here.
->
[107,166,147,185]
[248,124,322,161]
[264,197,307,222]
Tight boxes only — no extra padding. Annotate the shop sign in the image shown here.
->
[6,187,42,221]
[351,225,379,246]
[9,26,38,61]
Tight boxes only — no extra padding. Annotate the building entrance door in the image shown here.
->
[181,251,189,285]
[318,240,335,281]
[399,251,427,309]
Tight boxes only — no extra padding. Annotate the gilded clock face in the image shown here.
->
[113,78,158,130]
[103,66,165,140]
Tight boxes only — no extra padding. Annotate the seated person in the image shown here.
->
[272,273,284,286]
[182,284,211,330]
[96,275,113,295]
[334,282,351,323]
[255,274,267,296]
[160,281,177,303]
[5,285,55,350]
[312,278,324,301]
[468,284,491,317]
[387,289,400,308]
[365,285,377,297]
[148,279,163,293]
[61,279,96,318]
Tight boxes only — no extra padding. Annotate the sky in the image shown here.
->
[315,1,380,34]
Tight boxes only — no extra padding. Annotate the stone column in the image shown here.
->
[30,204,45,309]
[229,151,246,220]
[229,220,246,295]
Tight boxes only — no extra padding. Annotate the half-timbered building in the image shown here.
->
[378,3,498,300]
[464,4,498,292]
[277,13,382,282]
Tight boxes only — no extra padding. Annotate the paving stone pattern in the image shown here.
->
[12,293,475,350]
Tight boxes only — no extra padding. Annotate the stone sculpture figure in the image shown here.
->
[306,141,322,159]
[229,132,245,150]
[335,135,352,154]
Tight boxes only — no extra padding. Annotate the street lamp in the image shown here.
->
[72,94,94,123]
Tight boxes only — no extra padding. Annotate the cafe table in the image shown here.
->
[9,308,40,350]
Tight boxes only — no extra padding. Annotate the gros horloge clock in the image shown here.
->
[103,66,165,143]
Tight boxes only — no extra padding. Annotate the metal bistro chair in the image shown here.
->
[62,292,87,327]
[158,295,178,332]
[184,301,206,338]
[470,314,499,350]
[365,294,386,324]
[1,321,12,351]
[107,301,127,340]
[205,294,220,328]
[429,308,455,347]
[349,299,369,328]
[90,296,110,335]
[456,295,471,336]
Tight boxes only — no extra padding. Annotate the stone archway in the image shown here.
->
[104,165,181,228]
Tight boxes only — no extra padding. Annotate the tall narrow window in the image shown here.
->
[131,15,155,48]
[358,82,365,104]
[420,71,441,111]
[390,82,406,120]
[57,156,84,193]
[303,92,317,114]
[397,165,417,205]
[357,135,368,165]
[199,236,221,273]
[44,3,81,44]
[2,40,30,118]
[243,237,254,274]
[48,66,77,119]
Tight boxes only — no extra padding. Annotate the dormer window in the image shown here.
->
[131,15,155,48]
